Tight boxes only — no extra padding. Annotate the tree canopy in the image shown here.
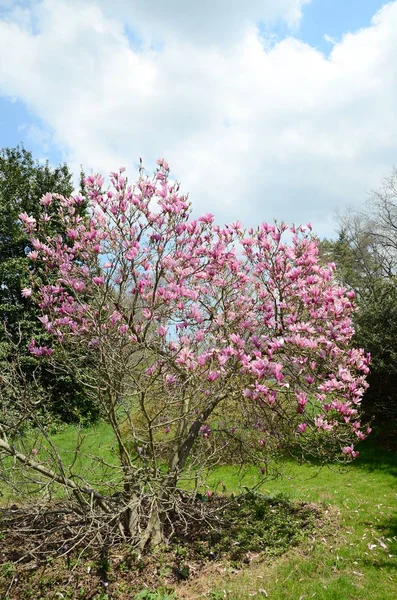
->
[8,159,371,548]
[0,145,98,423]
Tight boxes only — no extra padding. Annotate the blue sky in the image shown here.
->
[299,0,387,51]
[0,97,58,160]
[0,0,395,238]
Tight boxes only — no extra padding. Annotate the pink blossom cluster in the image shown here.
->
[20,159,371,459]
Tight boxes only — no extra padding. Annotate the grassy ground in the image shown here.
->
[0,421,119,501]
[182,433,397,599]
[0,425,396,599]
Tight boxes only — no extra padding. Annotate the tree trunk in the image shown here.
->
[138,501,164,549]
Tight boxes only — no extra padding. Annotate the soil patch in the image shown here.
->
[0,493,323,599]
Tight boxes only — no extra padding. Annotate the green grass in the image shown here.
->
[49,421,119,481]
[0,421,120,501]
[198,434,397,600]
[1,425,396,599]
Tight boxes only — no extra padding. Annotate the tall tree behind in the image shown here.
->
[0,145,99,423]
[320,169,397,425]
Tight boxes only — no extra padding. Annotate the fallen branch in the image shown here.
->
[0,437,110,512]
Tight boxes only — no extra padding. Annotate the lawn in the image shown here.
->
[0,424,396,599]
[185,431,397,599]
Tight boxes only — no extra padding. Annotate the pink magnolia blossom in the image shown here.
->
[207,371,221,382]
[92,276,104,286]
[297,423,307,433]
[28,250,39,261]
[40,193,53,207]
[28,340,54,358]
[22,160,371,466]
[296,392,308,413]
[19,212,36,232]
[199,424,211,438]
[342,444,359,459]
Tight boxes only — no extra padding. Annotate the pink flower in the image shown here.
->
[197,354,208,367]
[195,329,205,342]
[142,308,152,320]
[267,391,277,406]
[28,250,39,261]
[157,325,168,337]
[19,212,36,231]
[342,444,359,459]
[93,276,104,286]
[297,423,307,433]
[165,374,177,385]
[146,364,156,376]
[125,248,138,260]
[71,280,85,292]
[38,315,53,332]
[199,424,211,438]
[273,363,284,382]
[67,229,79,241]
[40,193,52,207]
[28,340,54,358]
[156,158,169,171]
[21,287,32,298]
[199,213,214,224]
[207,371,220,382]
[296,392,308,413]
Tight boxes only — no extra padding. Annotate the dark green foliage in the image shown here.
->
[0,146,72,325]
[354,280,397,421]
[320,230,381,299]
[320,230,397,423]
[0,145,99,423]
[177,493,317,566]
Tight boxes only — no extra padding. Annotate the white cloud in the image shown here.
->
[323,34,337,45]
[96,0,310,46]
[0,0,396,237]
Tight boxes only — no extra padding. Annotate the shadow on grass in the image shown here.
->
[283,426,396,476]
[378,513,397,549]
[352,429,397,476]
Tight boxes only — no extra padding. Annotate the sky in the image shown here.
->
[0,0,395,238]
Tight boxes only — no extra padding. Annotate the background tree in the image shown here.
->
[3,160,370,549]
[0,145,98,423]
[320,168,397,424]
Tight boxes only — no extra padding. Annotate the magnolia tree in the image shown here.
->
[6,160,370,548]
